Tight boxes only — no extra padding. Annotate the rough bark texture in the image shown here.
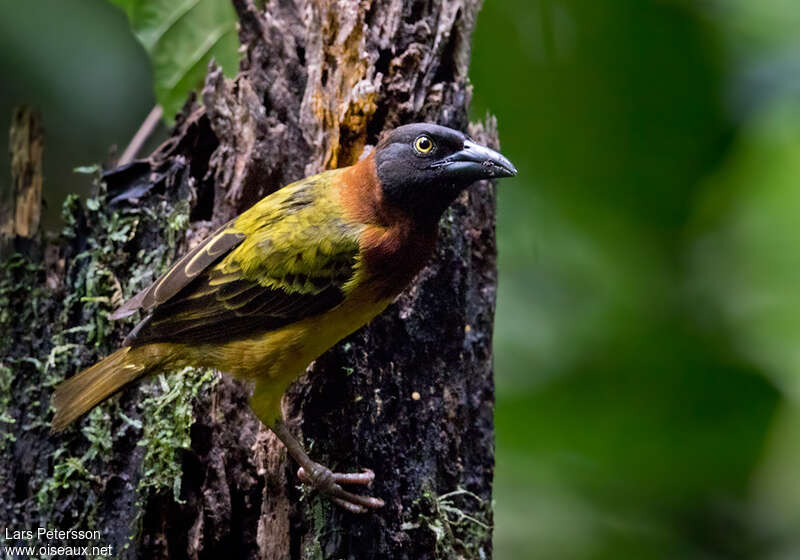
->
[1,107,43,250]
[0,1,498,558]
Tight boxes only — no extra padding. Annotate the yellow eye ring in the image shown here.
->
[414,135,434,154]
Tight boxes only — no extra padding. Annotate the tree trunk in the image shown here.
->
[0,1,498,558]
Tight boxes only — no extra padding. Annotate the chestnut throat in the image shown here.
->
[339,154,441,297]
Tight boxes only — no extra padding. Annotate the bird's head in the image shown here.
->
[373,123,517,221]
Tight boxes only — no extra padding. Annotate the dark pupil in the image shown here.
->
[418,137,431,150]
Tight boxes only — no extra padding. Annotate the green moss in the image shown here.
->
[6,177,214,544]
[35,406,112,524]
[0,253,45,352]
[136,367,217,502]
[166,199,191,246]
[0,364,16,455]
[401,486,493,560]
[33,186,140,525]
[301,494,331,560]
[0,254,47,460]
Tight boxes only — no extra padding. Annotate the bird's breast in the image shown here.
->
[358,220,438,300]
[335,152,439,299]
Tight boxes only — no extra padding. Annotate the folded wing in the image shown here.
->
[114,175,362,346]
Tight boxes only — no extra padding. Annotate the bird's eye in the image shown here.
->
[414,135,434,154]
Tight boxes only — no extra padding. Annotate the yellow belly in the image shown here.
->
[180,284,392,425]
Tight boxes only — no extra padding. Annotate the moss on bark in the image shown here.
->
[0,2,499,558]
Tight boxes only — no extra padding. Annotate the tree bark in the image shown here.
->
[1,107,43,251]
[0,1,498,559]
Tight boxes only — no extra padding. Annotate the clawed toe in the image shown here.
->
[297,465,384,513]
[269,422,384,514]
[298,466,375,487]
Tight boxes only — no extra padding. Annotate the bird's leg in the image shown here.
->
[270,419,385,514]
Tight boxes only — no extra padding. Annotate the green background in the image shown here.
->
[3,1,800,558]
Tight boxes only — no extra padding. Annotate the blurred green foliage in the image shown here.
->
[2,0,800,558]
[110,0,240,119]
[470,0,800,558]
[0,0,157,229]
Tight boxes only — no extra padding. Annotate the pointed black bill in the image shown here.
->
[436,139,518,180]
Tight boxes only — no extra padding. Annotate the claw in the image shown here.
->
[298,466,375,487]
[330,496,367,514]
[297,464,384,513]
[268,421,384,514]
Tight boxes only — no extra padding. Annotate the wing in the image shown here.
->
[111,221,246,320]
[121,172,363,346]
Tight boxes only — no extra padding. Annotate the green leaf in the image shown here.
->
[109,0,240,120]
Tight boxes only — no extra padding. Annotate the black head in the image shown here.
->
[374,123,517,220]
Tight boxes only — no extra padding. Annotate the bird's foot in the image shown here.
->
[297,463,384,514]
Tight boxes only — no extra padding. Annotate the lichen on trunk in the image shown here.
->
[0,1,499,558]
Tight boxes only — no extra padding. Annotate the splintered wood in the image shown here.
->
[3,107,43,241]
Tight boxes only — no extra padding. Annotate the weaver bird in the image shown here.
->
[51,123,516,513]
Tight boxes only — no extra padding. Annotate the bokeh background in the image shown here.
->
[3,1,800,558]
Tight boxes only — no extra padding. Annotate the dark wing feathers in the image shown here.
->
[110,221,245,320]
[125,272,349,346]
[114,175,362,347]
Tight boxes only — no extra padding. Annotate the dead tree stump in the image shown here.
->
[0,1,499,558]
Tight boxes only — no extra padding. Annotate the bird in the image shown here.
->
[51,122,517,513]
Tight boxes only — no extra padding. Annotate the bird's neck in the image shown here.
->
[338,153,439,297]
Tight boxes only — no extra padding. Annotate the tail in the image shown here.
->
[51,347,151,432]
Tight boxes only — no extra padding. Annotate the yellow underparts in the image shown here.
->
[174,278,392,427]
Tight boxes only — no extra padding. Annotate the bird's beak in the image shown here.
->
[446,139,518,179]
